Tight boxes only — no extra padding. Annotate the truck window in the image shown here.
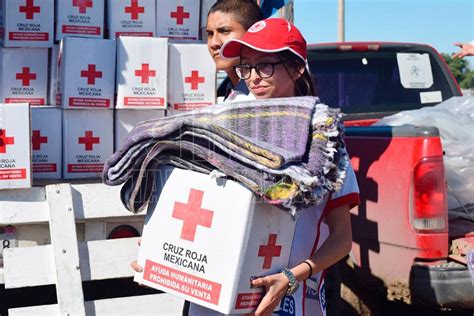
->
[307,48,458,118]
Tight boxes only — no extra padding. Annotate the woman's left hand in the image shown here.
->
[250,272,289,316]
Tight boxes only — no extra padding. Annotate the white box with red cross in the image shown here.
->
[116,37,168,109]
[31,107,61,179]
[106,0,155,39]
[62,109,113,179]
[55,0,105,41]
[114,109,165,150]
[134,167,296,314]
[0,103,31,189]
[0,47,48,106]
[0,0,54,47]
[156,0,200,40]
[168,43,216,112]
[57,37,116,109]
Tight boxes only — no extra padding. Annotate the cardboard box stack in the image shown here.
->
[135,167,296,314]
[0,103,32,188]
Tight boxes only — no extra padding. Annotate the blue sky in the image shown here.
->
[295,0,474,64]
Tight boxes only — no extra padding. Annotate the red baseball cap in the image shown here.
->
[220,18,307,62]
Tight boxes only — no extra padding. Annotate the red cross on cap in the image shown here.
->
[16,67,37,87]
[170,6,190,25]
[81,64,102,85]
[78,131,100,151]
[184,70,205,90]
[172,189,214,242]
[32,130,48,151]
[124,0,144,20]
[73,0,93,14]
[0,129,15,154]
[19,0,41,19]
[258,234,282,269]
[135,63,156,84]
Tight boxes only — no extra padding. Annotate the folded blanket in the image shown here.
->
[103,96,348,216]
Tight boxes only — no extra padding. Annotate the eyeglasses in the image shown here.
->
[234,60,288,80]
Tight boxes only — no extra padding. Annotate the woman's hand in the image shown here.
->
[251,272,289,316]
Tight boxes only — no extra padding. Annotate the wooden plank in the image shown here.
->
[4,238,140,288]
[9,293,184,316]
[71,183,142,219]
[0,183,140,226]
[0,187,49,224]
[46,184,86,315]
[4,244,55,288]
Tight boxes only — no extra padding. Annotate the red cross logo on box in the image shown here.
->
[172,189,214,242]
[125,0,144,20]
[81,64,102,85]
[73,0,93,14]
[19,0,41,19]
[32,130,48,151]
[78,131,100,151]
[185,71,205,90]
[170,6,190,25]
[0,129,15,154]
[135,63,156,84]
[16,67,37,87]
[258,234,282,269]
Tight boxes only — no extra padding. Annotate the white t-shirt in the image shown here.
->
[188,163,360,316]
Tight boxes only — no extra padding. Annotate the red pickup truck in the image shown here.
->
[307,42,473,312]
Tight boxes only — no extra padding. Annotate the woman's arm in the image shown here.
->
[251,204,352,316]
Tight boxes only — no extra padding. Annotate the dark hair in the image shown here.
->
[278,51,317,97]
[208,0,263,31]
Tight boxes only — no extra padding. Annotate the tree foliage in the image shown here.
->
[441,53,474,89]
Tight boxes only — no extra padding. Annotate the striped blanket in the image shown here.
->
[103,96,348,216]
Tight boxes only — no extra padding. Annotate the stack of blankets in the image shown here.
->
[103,96,348,217]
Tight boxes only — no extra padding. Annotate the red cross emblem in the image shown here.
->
[0,129,15,154]
[73,0,93,14]
[81,64,102,85]
[170,6,190,25]
[172,189,214,242]
[124,0,144,20]
[16,67,37,86]
[184,70,205,90]
[78,131,100,151]
[32,130,48,151]
[19,0,41,19]
[135,63,156,84]
[258,234,282,269]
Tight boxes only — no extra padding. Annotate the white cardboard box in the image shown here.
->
[114,109,165,150]
[63,109,113,179]
[0,47,48,106]
[48,44,59,105]
[116,37,168,109]
[0,103,31,188]
[134,167,296,314]
[58,37,116,109]
[0,0,54,47]
[31,106,61,179]
[156,0,200,40]
[55,0,105,41]
[106,0,155,38]
[168,44,216,112]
